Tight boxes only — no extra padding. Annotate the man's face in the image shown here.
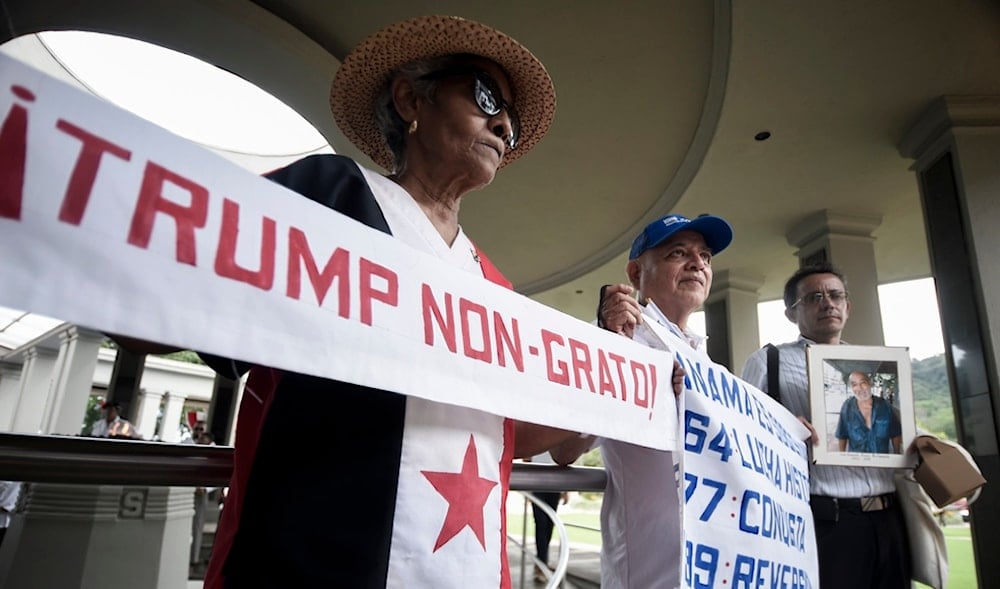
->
[627,230,713,323]
[786,272,850,343]
[104,406,118,422]
[849,372,872,401]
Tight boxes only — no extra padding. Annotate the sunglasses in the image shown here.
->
[420,67,520,151]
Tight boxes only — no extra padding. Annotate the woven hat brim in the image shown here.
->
[330,15,556,171]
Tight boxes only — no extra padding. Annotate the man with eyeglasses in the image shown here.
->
[741,262,910,589]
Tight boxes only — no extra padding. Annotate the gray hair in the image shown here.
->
[373,54,477,173]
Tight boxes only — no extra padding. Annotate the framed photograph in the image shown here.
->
[806,344,918,468]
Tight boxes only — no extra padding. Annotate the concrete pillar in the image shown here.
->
[10,348,57,433]
[208,373,242,445]
[0,483,193,589]
[0,362,22,431]
[159,391,188,443]
[106,348,146,422]
[134,390,164,440]
[898,95,1000,588]
[43,326,104,435]
[705,269,765,372]
[785,210,885,346]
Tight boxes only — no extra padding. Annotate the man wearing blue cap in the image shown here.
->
[598,213,732,344]
[553,213,733,589]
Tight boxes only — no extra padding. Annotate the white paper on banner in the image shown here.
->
[0,53,678,450]
[640,319,819,589]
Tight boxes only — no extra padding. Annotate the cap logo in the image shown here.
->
[661,215,686,227]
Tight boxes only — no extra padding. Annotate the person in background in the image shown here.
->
[182,420,207,445]
[0,480,21,549]
[525,452,569,584]
[89,400,140,439]
[114,14,561,588]
[191,430,218,571]
[741,263,910,588]
[551,213,732,589]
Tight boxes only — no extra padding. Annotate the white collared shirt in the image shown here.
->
[636,301,707,352]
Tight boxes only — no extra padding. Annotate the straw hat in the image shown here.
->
[330,15,556,170]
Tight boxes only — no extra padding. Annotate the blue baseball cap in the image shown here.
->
[628,214,733,260]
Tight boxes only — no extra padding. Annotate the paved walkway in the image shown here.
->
[507,542,601,588]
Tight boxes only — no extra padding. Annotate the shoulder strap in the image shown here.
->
[765,343,781,402]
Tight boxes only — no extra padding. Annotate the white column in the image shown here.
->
[0,484,192,589]
[43,326,104,435]
[133,390,164,440]
[10,348,58,433]
[158,391,188,442]
[0,363,23,431]
[785,210,885,346]
[705,269,765,373]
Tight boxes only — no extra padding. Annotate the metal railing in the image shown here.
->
[0,432,607,491]
[511,492,571,589]
[0,432,233,486]
[0,432,607,588]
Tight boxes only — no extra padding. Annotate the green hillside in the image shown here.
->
[911,354,957,439]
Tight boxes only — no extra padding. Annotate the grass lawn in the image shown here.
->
[943,526,976,589]
[507,511,601,547]
[912,525,977,589]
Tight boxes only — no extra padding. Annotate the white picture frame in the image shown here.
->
[806,344,918,468]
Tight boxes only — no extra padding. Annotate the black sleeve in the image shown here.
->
[596,284,611,330]
[199,352,252,380]
[263,154,391,235]
[765,344,781,402]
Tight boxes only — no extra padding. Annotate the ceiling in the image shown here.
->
[3,0,999,323]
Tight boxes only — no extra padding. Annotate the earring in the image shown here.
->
[408,120,418,134]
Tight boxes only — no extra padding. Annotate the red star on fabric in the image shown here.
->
[421,434,499,552]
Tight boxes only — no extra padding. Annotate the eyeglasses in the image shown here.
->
[790,290,849,309]
[420,67,520,151]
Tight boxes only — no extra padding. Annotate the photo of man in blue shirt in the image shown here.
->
[835,370,902,453]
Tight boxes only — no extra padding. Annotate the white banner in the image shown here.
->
[0,53,676,450]
[641,319,819,588]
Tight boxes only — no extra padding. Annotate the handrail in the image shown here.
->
[0,432,607,491]
[516,491,571,589]
[511,461,606,492]
[0,432,233,486]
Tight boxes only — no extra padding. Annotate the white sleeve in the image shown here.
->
[741,348,768,392]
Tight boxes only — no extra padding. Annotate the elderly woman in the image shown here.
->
[196,15,557,589]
